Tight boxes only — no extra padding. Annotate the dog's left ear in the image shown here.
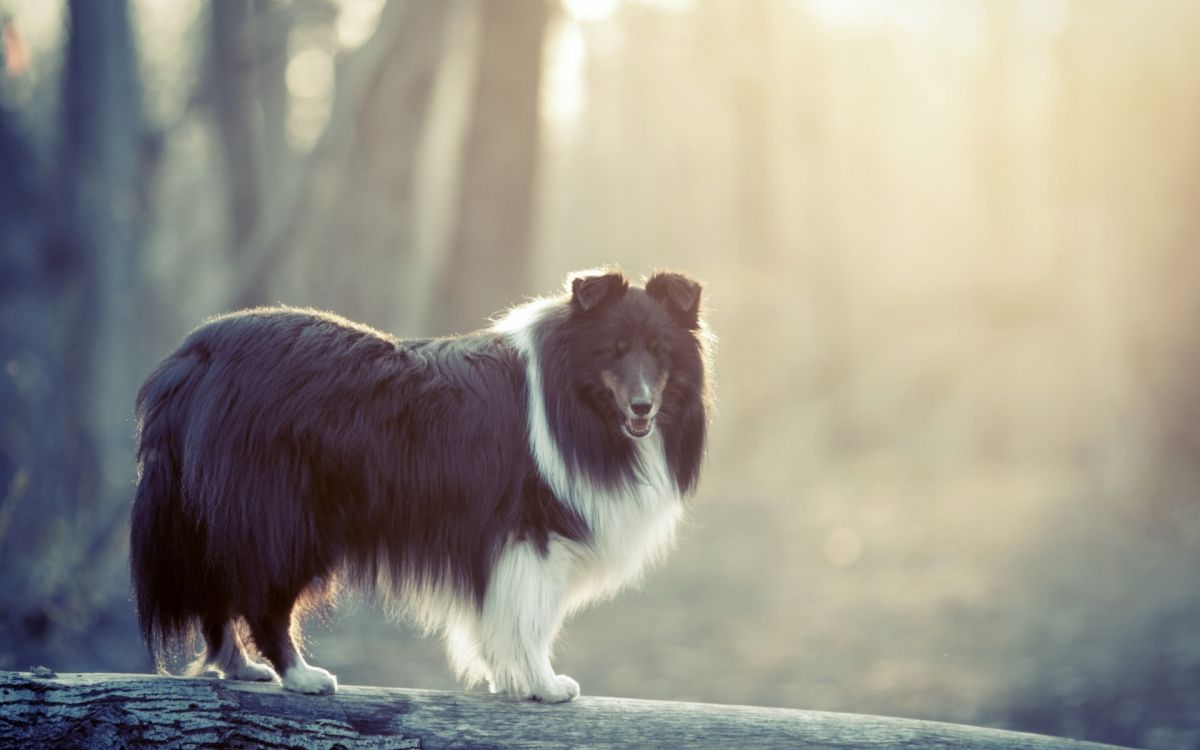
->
[570,269,629,313]
[646,271,702,328]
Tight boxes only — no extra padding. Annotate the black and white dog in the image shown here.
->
[130,269,711,702]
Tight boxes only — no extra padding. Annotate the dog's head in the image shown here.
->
[568,268,705,440]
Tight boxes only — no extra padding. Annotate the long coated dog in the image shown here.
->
[130,268,712,702]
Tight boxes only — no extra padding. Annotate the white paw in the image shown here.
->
[225,660,278,682]
[532,674,580,704]
[282,664,338,695]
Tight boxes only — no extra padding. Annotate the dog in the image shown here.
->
[129,268,711,702]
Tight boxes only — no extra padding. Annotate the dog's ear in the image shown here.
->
[646,271,702,328]
[570,269,628,312]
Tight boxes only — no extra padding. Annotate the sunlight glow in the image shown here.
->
[808,0,890,29]
[134,0,202,121]
[542,20,587,129]
[333,0,385,49]
[891,0,944,36]
[808,0,945,36]
[1018,0,1070,38]
[3,0,61,52]
[638,0,694,14]
[563,0,620,24]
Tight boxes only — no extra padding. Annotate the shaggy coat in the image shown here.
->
[130,269,711,701]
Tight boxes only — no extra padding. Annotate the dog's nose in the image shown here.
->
[631,400,652,416]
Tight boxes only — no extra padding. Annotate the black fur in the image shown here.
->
[129,269,711,680]
[538,271,708,492]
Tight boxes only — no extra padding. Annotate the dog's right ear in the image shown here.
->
[646,271,702,329]
[570,269,628,312]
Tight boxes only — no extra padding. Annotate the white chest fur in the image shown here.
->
[495,302,684,607]
[558,432,683,608]
[465,298,688,700]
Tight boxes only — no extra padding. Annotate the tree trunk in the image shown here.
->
[288,0,451,330]
[0,0,146,659]
[209,0,265,255]
[0,92,89,622]
[729,0,780,263]
[431,0,548,336]
[233,0,452,332]
[0,672,1129,750]
[58,0,147,562]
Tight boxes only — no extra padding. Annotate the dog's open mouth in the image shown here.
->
[624,416,653,438]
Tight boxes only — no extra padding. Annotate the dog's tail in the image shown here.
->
[129,350,210,672]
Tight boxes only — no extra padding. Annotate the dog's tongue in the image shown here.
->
[628,417,651,435]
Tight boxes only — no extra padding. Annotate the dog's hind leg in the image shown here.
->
[203,618,278,682]
[245,598,337,695]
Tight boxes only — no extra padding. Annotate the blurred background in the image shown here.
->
[1,0,1199,747]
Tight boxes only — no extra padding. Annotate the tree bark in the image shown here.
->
[0,672,1130,750]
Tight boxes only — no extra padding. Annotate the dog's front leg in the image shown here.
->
[479,540,580,703]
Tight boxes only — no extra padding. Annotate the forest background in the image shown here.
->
[1,2,1198,748]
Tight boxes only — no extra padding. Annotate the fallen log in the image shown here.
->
[0,671,1128,749]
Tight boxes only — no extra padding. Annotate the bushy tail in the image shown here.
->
[129,353,210,672]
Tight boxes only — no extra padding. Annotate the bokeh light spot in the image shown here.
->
[334,0,385,49]
[824,528,863,567]
[287,46,335,101]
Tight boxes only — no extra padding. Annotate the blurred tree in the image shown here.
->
[234,0,452,331]
[0,0,151,664]
[253,0,292,208]
[784,4,858,452]
[730,0,779,263]
[0,43,89,648]
[431,0,548,335]
[208,0,269,256]
[286,0,453,329]
[206,0,299,303]
[1053,0,1128,499]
